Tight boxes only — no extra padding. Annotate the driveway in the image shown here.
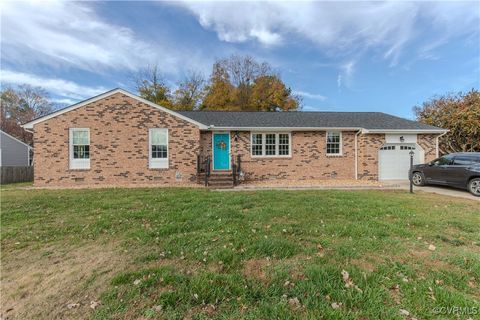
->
[392,180,480,201]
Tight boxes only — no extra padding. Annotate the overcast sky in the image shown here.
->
[1,1,479,118]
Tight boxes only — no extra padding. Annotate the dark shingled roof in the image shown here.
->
[177,111,443,130]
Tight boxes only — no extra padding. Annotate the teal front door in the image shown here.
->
[213,133,230,170]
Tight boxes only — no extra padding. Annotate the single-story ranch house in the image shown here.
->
[23,88,447,188]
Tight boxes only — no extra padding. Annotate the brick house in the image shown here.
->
[23,88,447,188]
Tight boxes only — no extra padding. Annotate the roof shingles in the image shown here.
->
[178,111,443,131]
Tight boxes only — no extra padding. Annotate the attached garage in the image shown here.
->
[378,141,425,181]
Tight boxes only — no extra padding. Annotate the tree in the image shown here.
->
[172,71,206,110]
[202,62,237,110]
[136,56,300,111]
[133,64,173,108]
[414,89,480,154]
[202,55,300,111]
[250,75,301,111]
[0,84,54,145]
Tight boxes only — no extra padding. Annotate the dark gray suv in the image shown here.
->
[409,152,480,196]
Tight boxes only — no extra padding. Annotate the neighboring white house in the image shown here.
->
[0,130,32,167]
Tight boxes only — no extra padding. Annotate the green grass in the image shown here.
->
[1,187,479,319]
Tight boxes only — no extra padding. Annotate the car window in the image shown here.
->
[453,156,474,165]
[432,155,454,165]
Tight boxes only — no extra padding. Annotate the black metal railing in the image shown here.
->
[232,154,242,186]
[197,155,211,186]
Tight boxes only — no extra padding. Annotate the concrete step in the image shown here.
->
[208,179,234,185]
[208,185,234,189]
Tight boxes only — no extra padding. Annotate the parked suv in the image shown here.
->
[409,152,480,197]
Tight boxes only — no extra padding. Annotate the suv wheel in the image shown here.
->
[412,172,425,186]
[468,178,480,197]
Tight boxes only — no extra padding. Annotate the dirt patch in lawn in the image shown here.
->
[0,241,127,320]
[349,255,386,273]
[242,258,271,282]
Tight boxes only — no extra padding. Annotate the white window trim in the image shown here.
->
[69,128,90,170]
[326,131,343,156]
[250,132,292,158]
[149,128,169,169]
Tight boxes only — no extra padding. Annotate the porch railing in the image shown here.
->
[197,155,211,186]
[232,154,242,186]
[197,154,241,187]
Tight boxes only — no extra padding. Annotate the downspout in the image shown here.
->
[435,131,448,158]
[354,130,362,180]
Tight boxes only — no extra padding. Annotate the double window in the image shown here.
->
[326,132,342,155]
[251,133,291,157]
[69,128,90,169]
[149,128,168,168]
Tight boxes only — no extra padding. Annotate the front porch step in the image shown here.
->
[207,182,234,188]
[198,171,235,188]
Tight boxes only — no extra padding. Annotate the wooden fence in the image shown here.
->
[1,166,34,184]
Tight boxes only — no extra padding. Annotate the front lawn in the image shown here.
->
[1,187,479,319]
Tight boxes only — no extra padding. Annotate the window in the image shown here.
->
[326,132,342,155]
[432,155,454,166]
[149,128,168,169]
[250,133,291,157]
[400,145,415,150]
[265,134,276,155]
[380,146,396,150]
[453,156,474,165]
[252,134,263,156]
[69,128,90,169]
[279,134,290,155]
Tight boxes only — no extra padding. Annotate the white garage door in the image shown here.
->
[378,144,423,180]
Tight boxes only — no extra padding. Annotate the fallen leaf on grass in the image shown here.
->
[67,303,80,309]
[288,297,301,309]
[90,301,100,310]
[468,277,476,288]
[133,279,141,285]
[341,270,363,293]
[342,270,353,287]
[399,309,410,316]
[428,244,436,251]
[331,302,342,309]
[203,304,216,316]
[389,284,401,305]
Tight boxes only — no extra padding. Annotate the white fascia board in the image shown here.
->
[362,129,448,134]
[204,127,363,131]
[22,88,208,130]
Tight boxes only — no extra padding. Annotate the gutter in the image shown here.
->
[361,129,448,134]
[205,126,363,132]
[205,127,447,134]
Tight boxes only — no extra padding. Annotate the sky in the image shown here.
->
[1,0,479,119]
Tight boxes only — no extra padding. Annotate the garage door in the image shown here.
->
[378,144,423,180]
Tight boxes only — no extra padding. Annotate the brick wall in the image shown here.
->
[417,134,438,162]
[33,93,200,187]
[201,131,358,181]
[33,95,440,187]
[200,132,439,182]
[357,133,386,181]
